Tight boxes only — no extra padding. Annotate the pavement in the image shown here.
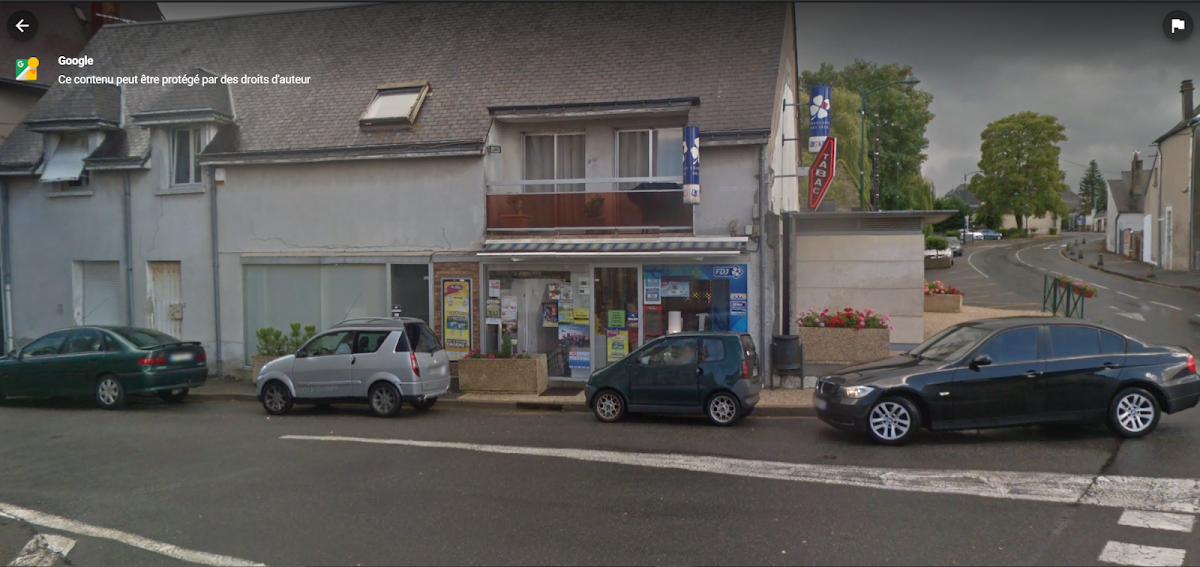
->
[1062,234,1200,292]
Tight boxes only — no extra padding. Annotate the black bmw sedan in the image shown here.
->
[814,317,1199,445]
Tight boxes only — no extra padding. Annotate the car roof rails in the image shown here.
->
[333,317,406,327]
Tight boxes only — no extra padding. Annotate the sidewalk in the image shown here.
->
[1061,234,1200,292]
[190,378,817,417]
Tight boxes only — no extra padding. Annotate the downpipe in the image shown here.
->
[757,145,772,387]
[123,171,133,325]
[1,178,12,353]
[208,165,223,378]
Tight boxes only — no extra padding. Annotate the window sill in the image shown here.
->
[47,190,94,198]
[157,186,206,196]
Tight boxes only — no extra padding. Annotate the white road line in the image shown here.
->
[966,248,990,279]
[1098,541,1186,567]
[0,502,263,566]
[281,436,1200,514]
[1090,283,1109,290]
[1150,301,1182,311]
[1117,510,1195,533]
[1118,291,1139,300]
[8,534,76,567]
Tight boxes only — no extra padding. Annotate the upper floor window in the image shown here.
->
[359,82,430,127]
[617,128,683,190]
[172,128,202,186]
[58,170,90,192]
[523,133,585,193]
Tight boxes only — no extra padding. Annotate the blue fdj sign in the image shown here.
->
[711,266,744,279]
[808,85,832,153]
[730,300,748,309]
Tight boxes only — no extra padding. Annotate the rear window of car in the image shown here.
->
[1049,326,1100,358]
[1100,330,1126,354]
[700,338,727,363]
[354,331,391,354]
[112,327,180,348]
[739,335,755,358]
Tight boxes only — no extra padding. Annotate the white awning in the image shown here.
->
[40,137,89,183]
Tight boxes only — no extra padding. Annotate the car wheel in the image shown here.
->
[261,381,293,416]
[368,382,402,418]
[866,396,920,446]
[740,406,756,418]
[157,388,189,403]
[1108,387,1161,438]
[95,375,126,410]
[706,391,740,426]
[592,390,625,423]
[409,398,437,411]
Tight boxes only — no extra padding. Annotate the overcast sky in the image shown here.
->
[158,2,1196,196]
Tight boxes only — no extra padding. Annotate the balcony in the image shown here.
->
[485,177,693,234]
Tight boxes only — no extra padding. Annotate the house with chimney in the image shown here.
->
[1145,79,1199,271]
[1104,152,1155,261]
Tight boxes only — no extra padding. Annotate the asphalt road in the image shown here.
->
[1,395,1199,566]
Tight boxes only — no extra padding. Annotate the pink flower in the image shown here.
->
[488,354,495,359]
[883,315,890,321]
[818,322,825,328]
[889,325,894,330]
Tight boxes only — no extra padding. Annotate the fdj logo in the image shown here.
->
[712,266,743,279]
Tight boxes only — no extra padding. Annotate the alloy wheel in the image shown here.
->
[97,378,120,406]
[1117,393,1155,433]
[595,392,623,421]
[371,386,398,415]
[708,394,738,425]
[869,401,911,441]
[263,384,288,413]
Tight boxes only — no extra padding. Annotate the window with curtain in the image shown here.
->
[523,133,585,193]
[618,128,683,190]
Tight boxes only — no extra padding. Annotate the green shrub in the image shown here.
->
[1049,228,1058,235]
[925,235,948,251]
[255,323,317,356]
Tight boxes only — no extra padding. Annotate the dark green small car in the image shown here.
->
[585,331,762,426]
[0,326,207,409]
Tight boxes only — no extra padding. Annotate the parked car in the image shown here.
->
[255,317,451,417]
[0,326,207,409]
[976,229,1003,240]
[946,236,962,256]
[814,317,1199,445]
[585,331,761,426]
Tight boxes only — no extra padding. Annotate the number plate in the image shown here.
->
[813,398,828,411]
[169,353,193,362]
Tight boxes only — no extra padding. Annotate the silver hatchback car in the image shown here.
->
[256,317,451,417]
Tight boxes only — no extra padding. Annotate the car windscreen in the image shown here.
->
[112,327,181,348]
[909,325,991,362]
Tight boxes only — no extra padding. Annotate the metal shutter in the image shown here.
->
[82,261,121,325]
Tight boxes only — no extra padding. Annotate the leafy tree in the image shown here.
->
[969,112,1069,229]
[798,86,870,210]
[1077,160,1105,215]
[801,59,934,211]
[933,195,970,233]
[973,206,1003,230]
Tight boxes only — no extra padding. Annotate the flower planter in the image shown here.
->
[1057,280,1070,290]
[251,354,284,380]
[499,214,530,229]
[924,256,953,270]
[796,327,890,365]
[924,293,963,313]
[458,354,548,395]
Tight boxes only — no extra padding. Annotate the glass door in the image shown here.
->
[592,267,641,370]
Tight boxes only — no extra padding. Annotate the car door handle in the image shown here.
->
[1102,362,1118,369]
[1025,370,1042,378]
[350,355,356,365]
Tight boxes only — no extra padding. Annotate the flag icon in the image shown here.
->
[16,57,38,81]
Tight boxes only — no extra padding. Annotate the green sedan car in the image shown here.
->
[0,326,208,409]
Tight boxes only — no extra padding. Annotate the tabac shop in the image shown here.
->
[481,259,750,381]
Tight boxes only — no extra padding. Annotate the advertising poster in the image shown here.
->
[441,279,472,360]
[488,279,501,298]
[485,298,501,325]
[558,324,589,348]
[558,299,573,323]
[574,307,589,323]
[568,348,590,370]
[501,295,518,323]
[660,280,690,298]
[645,265,750,333]
[559,282,573,301]
[606,329,629,362]
[607,309,626,328]
[547,282,561,301]
[644,271,661,305]
[541,302,558,328]
[577,276,590,295]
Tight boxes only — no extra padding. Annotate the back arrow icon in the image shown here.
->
[14,19,28,32]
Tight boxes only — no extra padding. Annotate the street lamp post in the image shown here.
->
[859,75,920,210]
[962,170,983,245]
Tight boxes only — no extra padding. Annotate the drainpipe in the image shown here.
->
[1,178,12,353]
[123,171,133,325]
[1155,144,1163,267]
[208,165,223,378]
[1190,118,1199,271]
[758,144,772,387]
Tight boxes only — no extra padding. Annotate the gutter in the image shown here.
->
[758,144,772,387]
[123,171,133,325]
[0,177,11,352]
[1191,119,1199,271]
[199,147,484,166]
[208,165,222,378]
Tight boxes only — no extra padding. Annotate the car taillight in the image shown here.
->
[139,356,167,366]
[410,351,421,378]
[1189,354,1196,374]
[742,359,750,380]
[196,353,207,363]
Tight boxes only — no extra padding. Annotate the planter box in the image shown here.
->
[924,294,964,313]
[924,256,953,270]
[458,354,548,395]
[797,327,890,365]
[250,354,285,381]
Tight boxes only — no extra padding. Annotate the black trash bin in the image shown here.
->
[772,334,801,372]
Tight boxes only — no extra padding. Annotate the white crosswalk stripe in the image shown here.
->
[1098,541,1186,566]
[7,534,76,566]
[1117,510,1195,533]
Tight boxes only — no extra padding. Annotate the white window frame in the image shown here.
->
[55,170,90,192]
[170,127,203,187]
[521,132,585,193]
[614,127,684,191]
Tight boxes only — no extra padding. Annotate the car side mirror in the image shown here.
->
[295,350,307,359]
[970,354,992,370]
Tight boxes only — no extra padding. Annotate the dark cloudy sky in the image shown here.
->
[159,2,1196,196]
[795,2,1197,195]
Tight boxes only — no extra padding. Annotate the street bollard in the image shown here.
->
[1098,254,1104,266]
[1078,249,1084,259]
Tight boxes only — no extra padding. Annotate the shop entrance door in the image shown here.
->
[592,267,640,370]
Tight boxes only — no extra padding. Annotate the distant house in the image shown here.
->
[1104,153,1154,261]
[1146,80,1199,271]
[946,184,980,209]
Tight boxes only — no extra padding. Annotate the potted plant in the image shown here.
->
[583,194,606,220]
[500,194,530,228]
[795,308,892,365]
[458,334,547,394]
[923,280,965,313]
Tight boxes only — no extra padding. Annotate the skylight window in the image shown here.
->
[359,82,429,127]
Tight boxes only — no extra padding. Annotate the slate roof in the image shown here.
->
[1153,105,1200,144]
[946,184,981,208]
[0,2,787,169]
[25,83,123,130]
[1106,167,1150,215]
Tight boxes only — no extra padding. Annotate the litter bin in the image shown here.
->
[772,334,801,372]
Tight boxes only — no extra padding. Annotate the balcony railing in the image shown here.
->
[485,177,693,233]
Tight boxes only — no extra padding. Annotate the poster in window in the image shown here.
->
[557,299,573,323]
[607,309,626,328]
[660,280,690,298]
[488,279,501,298]
[577,276,590,295]
[441,278,472,360]
[485,298,501,325]
[574,307,589,324]
[541,302,558,328]
[644,271,661,305]
[547,282,560,301]
[568,348,590,369]
[606,329,629,362]
[558,323,589,348]
[501,295,518,323]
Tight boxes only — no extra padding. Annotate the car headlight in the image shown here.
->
[840,385,876,399]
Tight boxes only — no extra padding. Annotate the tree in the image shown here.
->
[1077,160,1105,215]
[801,59,935,211]
[932,195,970,234]
[798,86,870,211]
[969,112,1070,229]
[974,205,1003,230]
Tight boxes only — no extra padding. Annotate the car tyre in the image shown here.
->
[261,381,293,416]
[592,390,626,423]
[706,391,741,426]
[740,406,756,418]
[157,388,189,403]
[409,398,437,411]
[866,396,920,446]
[95,375,126,410]
[1107,387,1161,438]
[368,382,402,418]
